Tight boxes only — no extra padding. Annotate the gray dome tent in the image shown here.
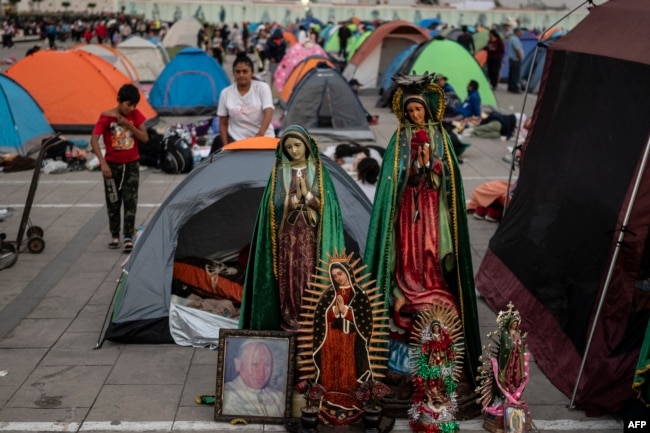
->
[103,137,372,347]
[281,65,375,142]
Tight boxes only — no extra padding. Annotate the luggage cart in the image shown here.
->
[0,133,65,270]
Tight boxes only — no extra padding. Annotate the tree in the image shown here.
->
[62,1,70,9]
[87,2,96,12]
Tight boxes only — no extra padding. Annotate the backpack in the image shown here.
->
[161,130,192,174]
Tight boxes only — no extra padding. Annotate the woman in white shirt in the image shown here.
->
[212,54,275,153]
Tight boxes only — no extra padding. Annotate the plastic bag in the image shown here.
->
[42,159,69,174]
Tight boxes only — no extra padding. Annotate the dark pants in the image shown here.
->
[508,59,521,93]
[104,161,139,239]
[487,58,502,90]
[210,133,234,154]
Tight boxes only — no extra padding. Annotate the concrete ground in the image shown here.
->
[0,38,624,433]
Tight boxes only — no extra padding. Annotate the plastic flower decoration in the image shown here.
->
[355,379,391,411]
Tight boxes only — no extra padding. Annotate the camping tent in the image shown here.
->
[282,65,375,142]
[278,55,334,106]
[148,47,230,116]
[410,39,497,106]
[0,74,53,155]
[5,50,156,133]
[344,20,430,90]
[475,0,650,415]
[104,137,373,346]
[499,30,541,81]
[73,43,140,83]
[162,17,202,48]
[273,41,328,92]
[379,43,418,94]
[117,36,170,83]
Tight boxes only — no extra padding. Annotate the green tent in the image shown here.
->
[324,24,358,54]
[472,29,490,52]
[347,30,372,61]
[410,39,496,107]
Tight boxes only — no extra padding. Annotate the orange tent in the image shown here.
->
[72,43,140,83]
[5,50,156,132]
[474,49,488,67]
[279,55,334,105]
[283,31,297,46]
[223,136,278,151]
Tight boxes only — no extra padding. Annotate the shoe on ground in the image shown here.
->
[485,206,502,222]
[473,206,487,220]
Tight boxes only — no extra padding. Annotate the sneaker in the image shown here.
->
[485,207,502,222]
[473,206,487,220]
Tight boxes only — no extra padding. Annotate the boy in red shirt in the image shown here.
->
[90,84,148,252]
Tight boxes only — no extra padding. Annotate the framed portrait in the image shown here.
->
[214,329,295,424]
[504,403,527,433]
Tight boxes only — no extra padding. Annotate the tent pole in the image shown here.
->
[504,0,591,216]
[94,270,126,350]
[569,134,650,408]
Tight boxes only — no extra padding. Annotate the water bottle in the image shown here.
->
[105,178,119,203]
[192,145,201,168]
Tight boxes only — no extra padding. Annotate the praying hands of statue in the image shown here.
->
[418,143,430,170]
[295,171,308,201]
[334,294,346,317]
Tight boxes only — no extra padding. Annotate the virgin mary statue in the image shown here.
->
[240,125,345,332]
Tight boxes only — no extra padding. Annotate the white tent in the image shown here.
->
[117,36,170,83]
[73,43,140,83]
[163,17,202,48]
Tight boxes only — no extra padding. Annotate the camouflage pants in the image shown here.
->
[104,161,139,239]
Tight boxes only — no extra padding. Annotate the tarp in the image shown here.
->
[163,17,202,48]
[104,136,373,346]
[148,47,230,116]
[344,20,430,90]
[5,50,156,133]
[282,65,375,142]
[475,0,650,416]
[0,74,53,156]
[117,35,170,83]
[72,43,140,83]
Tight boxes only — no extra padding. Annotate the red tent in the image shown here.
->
[475,0,650,416]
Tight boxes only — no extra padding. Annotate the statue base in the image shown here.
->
[483,412,532,433]
[284,416,395,433]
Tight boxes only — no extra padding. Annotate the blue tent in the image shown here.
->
[415,18,442,30]
[148,47,230,116]
[500,31,540,80]
[0,74,53,156]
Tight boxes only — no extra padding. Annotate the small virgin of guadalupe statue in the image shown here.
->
[409,300,465,433]
[476,302,531,433]
[295,250,390,427]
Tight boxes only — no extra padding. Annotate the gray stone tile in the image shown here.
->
[191,347,219,366]
[180,365,217,408]
[0,348,48,400]
[106,345,192,385]
[0,319,71,348]
[5,365,110,409]
[0,406,88,423]
[41,332,121,366]
[175,404,215,422]
[67,304,114,333]
[85,384,182,421]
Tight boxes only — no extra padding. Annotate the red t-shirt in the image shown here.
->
[92,109,146,164]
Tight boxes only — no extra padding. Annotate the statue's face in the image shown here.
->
[406,101,426,126]
[331,268,349,286]
[283,136,307,161]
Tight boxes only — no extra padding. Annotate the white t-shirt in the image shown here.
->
[217,80,275,141]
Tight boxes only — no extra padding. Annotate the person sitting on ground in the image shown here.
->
[454,79,482,120]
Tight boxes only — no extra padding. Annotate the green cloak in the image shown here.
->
[362,81,482,385]
[239,125,345,331]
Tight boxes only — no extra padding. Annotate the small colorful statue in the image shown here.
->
[408,301,465,433]
[476,302,531,433]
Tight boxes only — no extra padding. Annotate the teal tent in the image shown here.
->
[0,74,53,156]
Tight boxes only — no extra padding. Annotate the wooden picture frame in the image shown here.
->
[214,329,295,424]
[504,403,527,433]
